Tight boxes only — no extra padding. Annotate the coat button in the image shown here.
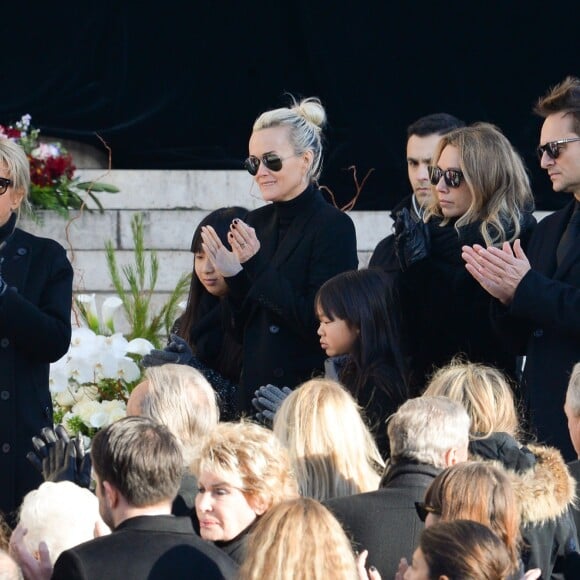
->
[273,368,284,378]
[17,248,27,256]
[0,391,9,400]
[0,338,9,348]
[533,329,544,338]
[1,443,10,453]
[269,325,280,334]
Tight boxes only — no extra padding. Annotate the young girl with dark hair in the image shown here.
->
[143,207,247,420]
[315,268,409,455]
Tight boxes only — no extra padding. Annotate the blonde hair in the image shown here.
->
[18,482,101,564]
[252,96,326,182]
[141,364,219,464]
[424,462,521,572]
[423,359,520,440]
[565,363,580,416]
[191,421,298,511]
[424,122,534,246]
[239,498,358,580]
[273,379,384,501]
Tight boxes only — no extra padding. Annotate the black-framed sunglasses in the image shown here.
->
[536,137,580,161]
[0,177,13,196]
[415,501,441,523]
[244,153,293,176]
[428,166,464,188]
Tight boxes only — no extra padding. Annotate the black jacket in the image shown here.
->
[493,200,580,459]
[51,515,238,580]
[0,223,73,521]
[225,186,358,411]
[325,460,441,578]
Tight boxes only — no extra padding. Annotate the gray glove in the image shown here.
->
[142,333,195,367]
[27,425,92,489]
[394,207,431,270]
[252,384,292,426]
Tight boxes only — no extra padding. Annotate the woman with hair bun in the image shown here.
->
[202,97,358,412]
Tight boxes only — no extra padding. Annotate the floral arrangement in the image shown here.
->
[0,114,119,217]
[49,295,154,437]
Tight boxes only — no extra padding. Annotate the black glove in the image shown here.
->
[142,333,195,367]
[394,207,431,270]
[0,275,7,296]
[26,425,92,488]
[252,385,292,427]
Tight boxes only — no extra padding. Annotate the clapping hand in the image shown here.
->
[26,425,92,488]
[201,225,243,277]
[142,334,195,367]
[394,208,430,270]
[252,384,292,426]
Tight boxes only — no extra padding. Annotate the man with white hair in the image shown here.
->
[325,396,470,578]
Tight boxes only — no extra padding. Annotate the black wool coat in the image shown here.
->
[494,199,580,460]
[225,186,358,412]
[0,227,73,520]
[51,515,238,580]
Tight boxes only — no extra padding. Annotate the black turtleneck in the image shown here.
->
[274,184,316,245]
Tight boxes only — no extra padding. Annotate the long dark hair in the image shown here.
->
[315,269,408,404]
[177,206,248,380]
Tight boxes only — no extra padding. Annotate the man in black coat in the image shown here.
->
[369,113,464,271]
[51,417,237,580]
[463,76,580,460]
[325,396,470,578]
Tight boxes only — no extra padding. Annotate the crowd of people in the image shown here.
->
[0,75,579,579]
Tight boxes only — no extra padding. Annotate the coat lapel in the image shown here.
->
[553,202,579,280]
[1,230,31,291]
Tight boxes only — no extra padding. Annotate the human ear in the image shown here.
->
[10,188,24,211]
[103,481,119,508]
[250,496,269,516]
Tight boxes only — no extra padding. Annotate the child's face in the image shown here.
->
[316,307,359,357]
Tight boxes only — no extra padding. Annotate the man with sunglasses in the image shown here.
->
[369,113,464,270]
[463,77,580,460]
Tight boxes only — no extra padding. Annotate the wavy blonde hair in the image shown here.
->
[273,378,384,501]
[423,359,520,440]
[191,421,298,511]
[424,122,534,246]
[239,498,358,580]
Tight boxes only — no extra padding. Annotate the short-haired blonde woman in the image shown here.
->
[273,378,384,501]
[423,359,577,579]
[395,123,536,393]
[200,96,358,412]
[0,138,73,521]
[191,420,298,564]
[239,498,358,580]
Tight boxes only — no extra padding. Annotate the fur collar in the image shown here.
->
[476,444,576,525]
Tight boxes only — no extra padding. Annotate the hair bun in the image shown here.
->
[294,97,327,129]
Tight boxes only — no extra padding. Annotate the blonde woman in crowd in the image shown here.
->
[395,123,536,393]
[240,498,358,580]
[191,421,298,564]
[423,359,577,578]
[273,378,384,501]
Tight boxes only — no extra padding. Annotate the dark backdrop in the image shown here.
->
[2,1,579,210]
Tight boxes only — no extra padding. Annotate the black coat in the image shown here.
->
[51,515,238,580]
[399,217,535,393]
[494,200,580,459]
[324,461,441,578]
[225,186,358,411]
[0,226,73,521]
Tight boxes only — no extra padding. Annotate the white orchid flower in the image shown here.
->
[115,357,141,383]
[126,338,155,356]
[101,297,123,334]
[75,295,100,333]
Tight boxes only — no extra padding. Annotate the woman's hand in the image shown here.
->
[201,225,243,277]
[227,219,260,263]
[356,549,382,580]
[9,525,53,580]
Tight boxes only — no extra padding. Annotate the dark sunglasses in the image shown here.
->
[415,501,441,523]
[244,153,293,176]
[0,177,13,196]
[536,137,580,161]
[428,166,464,188]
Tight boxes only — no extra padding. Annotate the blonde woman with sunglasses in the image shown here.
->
[201,97,357,413]
[394,123,536,394]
